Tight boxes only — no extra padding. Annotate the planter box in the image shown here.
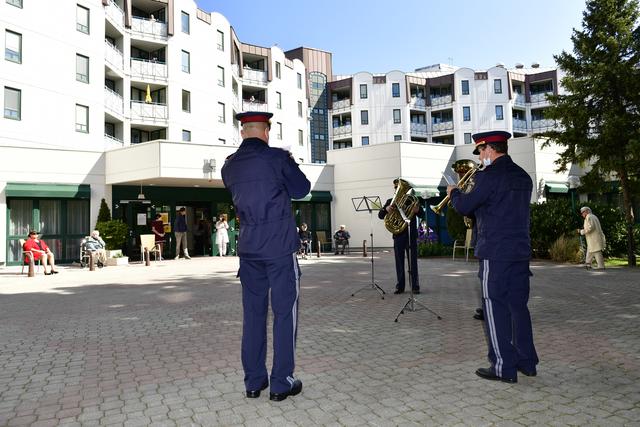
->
[106,249,123,258]
[106,256,128,266]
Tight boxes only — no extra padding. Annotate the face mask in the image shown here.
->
[482,158,492,167]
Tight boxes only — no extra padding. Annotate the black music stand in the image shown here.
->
[393,201,442,322]
[350,196,385,299]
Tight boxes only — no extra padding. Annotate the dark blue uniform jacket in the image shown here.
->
[450,155,532,261]
[221,138,311,260]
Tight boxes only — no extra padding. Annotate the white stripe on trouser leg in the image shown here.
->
[483,259,504,377]
[291,253,300,372]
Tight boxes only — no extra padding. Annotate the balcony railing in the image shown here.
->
[231,64,239,78]
[430,94,452,107]
[513,118,528,131]
[130,101,168,121]
[105,40,124,71]
[332,125,352,137]
[332,99,350,110]
[242,68,268,86]
[530,91,553,103]
[432,121,454,133]
[242,100,268,112]
[104,87,124,116]
[531,118,555,131]
[514,93,525,106]
[409,97,427,109]
[232,92,240,111]
[104,134,124,147]
[410,123,428,135]
[131,17,167,39]
[105,0,124,27]
[130,58,167,80]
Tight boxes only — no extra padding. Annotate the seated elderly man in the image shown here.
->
[85,230,107,268]
[333,224,350,255]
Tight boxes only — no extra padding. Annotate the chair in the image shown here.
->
[452,228,474,261]
[19,238,42,275]
[315,231,332,253]
[140,234,162,261]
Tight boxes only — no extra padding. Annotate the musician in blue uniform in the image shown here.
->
[378,179,425,294]
[221,111,311,401]
[447,131,538,383]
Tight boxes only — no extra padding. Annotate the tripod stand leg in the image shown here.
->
[394,298,414,322]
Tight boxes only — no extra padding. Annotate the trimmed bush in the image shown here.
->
[418,242,452,257]
[95,220,128,250]
[549,234,583,263]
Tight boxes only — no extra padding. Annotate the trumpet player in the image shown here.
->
[446,131,538,384]
[378,179,425,294]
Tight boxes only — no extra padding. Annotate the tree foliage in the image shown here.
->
[97,198,111,222]
[542,0,640,266]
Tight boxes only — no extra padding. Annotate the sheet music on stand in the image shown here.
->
[350,196,385,299]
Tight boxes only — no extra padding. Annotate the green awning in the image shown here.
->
[545,182,568,194]
[6,183,91,199]
[413,186,441,198]
[294,191,333,202]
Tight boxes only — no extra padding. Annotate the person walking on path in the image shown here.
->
[174,207,190,259]
[578,206,606,269]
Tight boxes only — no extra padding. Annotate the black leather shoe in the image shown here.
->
[412,289,420,294]
[393,289,405,295]
[270,379,302,402]
[475,367,517,383]
[473,312,484,320]
[475,308,483,314]
[246,380,268,398]
[517,367,537,377]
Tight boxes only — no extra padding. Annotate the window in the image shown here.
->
[5,30,22,63]
[182,129,191,141]
[76,5,90,34]
[4,86,20,120]
[297,73,302,89]
[461,80,469,95]
[361,136,369,146]
[393,109,401,124]
[76,54,89,83]
[298,129,304,146]
[277,122,282,139]
[217,102,225,123]
[360,84,368,99]
[298,101,303,117]
[181,11,190,34]
[182,90,190,112]
[217,66,225,86]
[361,110,368,125]
[181,50,190,73]
[216,30,224,51]
[276,92,282,109]
[463,106,471,121]
[494,79,502,94]
[7,0,22,7]
[275,61,281,79]
[394,135,402,141]
[464,133,472,144]
[75,104,89,132]
[495,105,504,120]
[392,83,400,97]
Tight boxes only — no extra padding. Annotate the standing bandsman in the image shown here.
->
[222,111,311,401]
[447,131,538,383]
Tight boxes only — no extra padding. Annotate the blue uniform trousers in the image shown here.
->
[239,253,300,394]
[393,232,419,291]
[479,259,538,379]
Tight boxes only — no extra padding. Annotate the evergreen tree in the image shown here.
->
[543,0,640,266]
[97,198,111,222]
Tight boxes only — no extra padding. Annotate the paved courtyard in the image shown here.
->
[0,251,639,426]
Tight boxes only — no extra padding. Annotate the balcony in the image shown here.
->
[104,87,124,116]
[432,121,454,133]
[231,64,239,78]
[514,93,525,106]
[530,91,553,104]
[130,58,167,81]
[105,0,124,28]
[409,96,427,109]
[531,119,555,132]
[131,17,167,40]
[242,68,268,86]
[410,123,428,135]
[130,101,168,122]
[430,94,452,107]
[104,40,124,72]
[332,125,352,138]
[104,134,124,148]
[513,118,528,132]
[332,99,350,110]
[242,100,268,112]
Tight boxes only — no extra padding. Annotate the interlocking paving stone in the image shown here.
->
[1,254,639,426]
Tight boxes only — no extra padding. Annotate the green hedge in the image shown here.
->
[418,242,452,257]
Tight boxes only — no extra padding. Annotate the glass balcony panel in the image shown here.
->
[130,101,168,121]
[131,17,167,39]
[130,58,167,80]
[105,40,124,71]
[104,87,124,116]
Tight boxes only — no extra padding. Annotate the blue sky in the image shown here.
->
[196,0,587,75]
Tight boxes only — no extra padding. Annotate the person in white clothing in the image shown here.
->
[578,206,606,269]
[215,213,230,256]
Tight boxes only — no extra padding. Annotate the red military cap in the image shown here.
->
[235,111,273,125]
[472,131,512,155]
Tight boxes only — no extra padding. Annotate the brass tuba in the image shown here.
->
[384,179,420,235]
[431,160,482,216]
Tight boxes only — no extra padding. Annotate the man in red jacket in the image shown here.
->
[23,230,59,275]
